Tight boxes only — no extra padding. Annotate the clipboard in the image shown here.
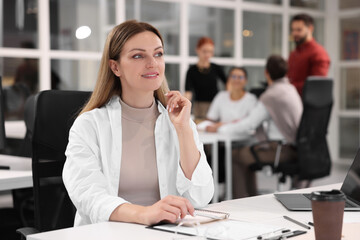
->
[148,219,286,240]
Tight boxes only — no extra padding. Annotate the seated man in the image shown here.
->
[214,55,303,198]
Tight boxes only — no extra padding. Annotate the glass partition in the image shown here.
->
[50,0,115,51]
[1,0,38,48]
[188,5,235,57]
[243,11,282,59]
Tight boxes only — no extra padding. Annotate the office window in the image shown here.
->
[188,5,234,57]
[339,118,359,159]
[51,59,99,91]
[243,66,266,90]
[340,0,360,10]
[290,0,325,10]
[340,68,360,110]
[126,0,180,55]
[1,0,38,48]
[289,17,325,52]
[50,0,115,51]
[244,0,282,4]
[0,57,39,120]
[243,11,282,59]
[165,63,179,91]
[340,17,360,60]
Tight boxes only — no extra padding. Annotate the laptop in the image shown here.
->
[274,148,360,211]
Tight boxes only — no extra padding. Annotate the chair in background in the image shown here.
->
[249,82,267,98]
[17,90,91,239]
[249,77,333,191]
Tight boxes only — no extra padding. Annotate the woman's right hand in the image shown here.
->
[138,195,195,226]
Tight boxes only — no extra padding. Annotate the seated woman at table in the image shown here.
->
[205,66,257,132]
[203,67,257,191]
[62,20,214,227]
[210,55,303,198]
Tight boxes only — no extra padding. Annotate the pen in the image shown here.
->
[257,229,291,240]
[283,216,311,230]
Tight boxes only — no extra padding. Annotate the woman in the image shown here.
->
[204,67,257,187]
[62,20,214,227]
[185,37,226,121]
[206,67,257,132]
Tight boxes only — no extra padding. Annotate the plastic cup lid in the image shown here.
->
[310,189,346,202]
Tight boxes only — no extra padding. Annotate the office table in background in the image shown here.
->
[5,120,26,139]
[28,183,356,239]
[0,170,32,191]
[199,132,252,201]
[0,154,32,191]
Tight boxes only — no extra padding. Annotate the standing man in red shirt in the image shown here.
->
[288,14,330,96]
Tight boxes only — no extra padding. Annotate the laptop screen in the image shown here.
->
[341,149,360,205]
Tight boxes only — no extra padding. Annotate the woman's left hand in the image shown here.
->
[166,91,191,129]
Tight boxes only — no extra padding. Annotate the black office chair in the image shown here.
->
[249,82,268,98]
[17,90,91,239]
[249,77,333,190]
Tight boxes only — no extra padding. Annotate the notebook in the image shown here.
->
[274,148,360,211]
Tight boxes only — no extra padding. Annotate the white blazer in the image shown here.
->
[63,96,214,226]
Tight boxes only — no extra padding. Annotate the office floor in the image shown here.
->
[257,161,351,194]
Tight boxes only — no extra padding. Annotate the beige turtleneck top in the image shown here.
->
[118,98,161,206]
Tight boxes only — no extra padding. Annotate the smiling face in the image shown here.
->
[228,68,247,92]
[109,31,165,99]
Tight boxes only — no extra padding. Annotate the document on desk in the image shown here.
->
[149,219,285,240]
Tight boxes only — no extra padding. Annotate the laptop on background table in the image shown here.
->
[274,148,360,211]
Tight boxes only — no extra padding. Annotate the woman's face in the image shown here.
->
[228,69,247,92]
[110,31,165,96]
[196,43,214,63]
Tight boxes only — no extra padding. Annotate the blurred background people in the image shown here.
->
[185,37,226,121]
[205,67,257,132]
[203,67,257,196]
[213,55,302,198]
[288,13,330,96]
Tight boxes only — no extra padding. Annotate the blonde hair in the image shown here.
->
[80,20,169,115]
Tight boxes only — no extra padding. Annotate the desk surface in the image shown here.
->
[0,170,32,191]
[5,120,26,139]
[0,154,31,171]
[28,183,360,240]
[0,154,32,191]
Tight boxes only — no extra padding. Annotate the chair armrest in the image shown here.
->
[16,227,40,240]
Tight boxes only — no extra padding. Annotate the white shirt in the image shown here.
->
[207,91,257,123]
[218,101,285,141]
[63,96,214,226]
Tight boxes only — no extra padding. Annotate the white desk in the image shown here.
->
[0,170,32,191]
[0,154,31,171]
[5,120,26,139]
[0,154,32,191]
[199,132,252,201]
[28,183,360,240]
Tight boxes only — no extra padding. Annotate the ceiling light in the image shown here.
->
[76,26,92,40]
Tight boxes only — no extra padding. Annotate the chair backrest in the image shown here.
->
[32,90,91,232]
[296,77,333,180]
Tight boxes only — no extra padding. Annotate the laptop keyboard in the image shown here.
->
[303,194,355,208]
